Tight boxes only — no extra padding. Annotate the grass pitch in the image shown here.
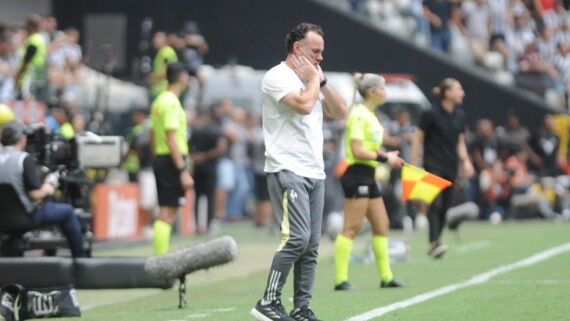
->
[49,219,569,321]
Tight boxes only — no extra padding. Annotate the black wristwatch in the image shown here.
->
[320,78,327,88]
[376,153,388,163]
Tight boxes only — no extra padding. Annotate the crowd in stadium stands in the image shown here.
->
[323,0,570,111]
[0,14,84,135]
[1,13,569,238]
[0,15,83,110]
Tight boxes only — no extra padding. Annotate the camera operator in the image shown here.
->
[0,121,86,257]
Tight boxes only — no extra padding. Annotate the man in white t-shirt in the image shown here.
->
[250,22,346,321]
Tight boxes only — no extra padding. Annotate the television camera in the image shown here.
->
[25,125,123,206]
[0,124,123,257]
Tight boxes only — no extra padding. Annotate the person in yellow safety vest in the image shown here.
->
[52,106,75,139]
[149,31,178,98]
[123,126,141,182]
[0,103,15,146]
[123,109,150,182]
[14,14,47,101]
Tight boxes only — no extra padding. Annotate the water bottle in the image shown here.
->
[402,216,413,235]
[388,239,409,262]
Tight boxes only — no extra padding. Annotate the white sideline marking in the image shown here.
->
[493,279,569,285]
[185,307,235,318]
[207,307,235,312]
[455,240,491,253]
[346,242,570,321]
[81,290,162,311]
[185,314,210,319]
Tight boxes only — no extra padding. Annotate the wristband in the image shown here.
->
[178,164,190,173]
[320,78,327,88]
[376,152,388,163]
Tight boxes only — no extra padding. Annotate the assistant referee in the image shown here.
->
[334,73,405,291]
[150,62,193,255]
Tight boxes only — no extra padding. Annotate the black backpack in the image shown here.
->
[0,284,80,320]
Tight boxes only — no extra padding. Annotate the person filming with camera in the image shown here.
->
[0,121,86,257]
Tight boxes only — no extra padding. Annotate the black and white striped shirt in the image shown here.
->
[554,52,570,86]
[537,36,558,63]
[489,0,512,36]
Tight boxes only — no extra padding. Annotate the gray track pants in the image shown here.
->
[262,170,324,308]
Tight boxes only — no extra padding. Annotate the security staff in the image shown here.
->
[150,62,193,255]
[123,109,149,182]
[14,14,47,101]
[149,31,178,98]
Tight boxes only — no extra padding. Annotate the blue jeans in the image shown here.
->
[226,163,250,219]
[216,158,235,190]
[431,29,451,52]
[35,202,86,257]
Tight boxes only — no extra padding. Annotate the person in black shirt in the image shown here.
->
[423,0,454,52]
[471,118,508,218]
[189,108,227,233]
[530,113,564,177]
[471,119,499,173]
[410,78,474,259]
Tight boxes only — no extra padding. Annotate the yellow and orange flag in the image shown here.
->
[401,164,452,204]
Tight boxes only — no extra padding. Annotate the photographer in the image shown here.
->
[0,121,85,257]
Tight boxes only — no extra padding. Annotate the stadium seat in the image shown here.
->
[482,52,504,72]
[494,70,515,86]
[544,89,562,109]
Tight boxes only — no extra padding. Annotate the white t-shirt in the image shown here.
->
[489,0,511,36]
[462,2,490,41]
[261,61,325,179]
[49,43,82,71]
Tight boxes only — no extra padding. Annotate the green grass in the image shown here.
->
[47,220,569,321]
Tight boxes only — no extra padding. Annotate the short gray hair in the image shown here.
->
[1,121,24,146]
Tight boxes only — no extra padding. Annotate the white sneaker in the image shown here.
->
[427,243,448,259]
[415,214,428,230]
[207,219,221,236]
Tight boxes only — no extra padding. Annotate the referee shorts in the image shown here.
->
[153,155,185,207]
[340,164,382,199]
